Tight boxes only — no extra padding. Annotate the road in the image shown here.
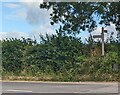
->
[1,81,119,95]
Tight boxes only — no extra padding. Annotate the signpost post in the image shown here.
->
[101,27,104,56]
[93,27,107,56]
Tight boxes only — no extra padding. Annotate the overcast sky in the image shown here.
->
[0,0,118,42]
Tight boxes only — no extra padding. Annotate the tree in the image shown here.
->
[40,2,120,35]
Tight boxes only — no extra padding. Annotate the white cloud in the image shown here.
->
[2,1,55,41]
[30,23,56,40]
[4,3,27,20]
[0,22,56,41]
[1,0,43,3]
[4,3,20,8]
[106,23,118,40]
[5,2,52,25]
[6,10,27,20]
[26,6,51,25]
[21,2,51,25]
[20,0,43,3]
[1,0,19,2]
[20,0,34,2]
[91,26,101,35]
[0,31,29,40]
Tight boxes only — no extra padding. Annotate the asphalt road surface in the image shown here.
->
[1,81,119,95]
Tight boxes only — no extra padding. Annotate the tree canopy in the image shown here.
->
[40,2,120,35]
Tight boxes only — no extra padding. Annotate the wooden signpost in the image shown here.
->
[93,35,101,38]
[93,27,107,56]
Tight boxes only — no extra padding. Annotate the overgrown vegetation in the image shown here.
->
[2,30,119,81]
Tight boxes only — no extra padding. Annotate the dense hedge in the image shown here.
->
[1,33,120,81]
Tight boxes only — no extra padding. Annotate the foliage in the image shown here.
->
[22,30,84,74]
[2,38,24,73]
[1,2,120,81]
[40,2,120,34]
[1,34,119,81]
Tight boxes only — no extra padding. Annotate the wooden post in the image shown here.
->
[101,27,104,56]
[93,27,107,56]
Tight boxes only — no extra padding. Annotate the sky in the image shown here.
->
[1,0,57,41]
[0,0,118,43]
